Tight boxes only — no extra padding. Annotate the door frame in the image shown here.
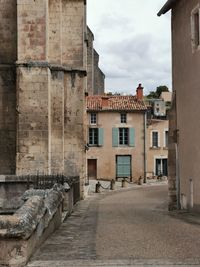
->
[154,156,168,176]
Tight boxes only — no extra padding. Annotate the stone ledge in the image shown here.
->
[16,61,87,75]
[0,185,64,240]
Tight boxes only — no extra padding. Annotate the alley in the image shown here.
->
[27,185,200,267]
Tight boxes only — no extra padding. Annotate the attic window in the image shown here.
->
[191,6,200,51]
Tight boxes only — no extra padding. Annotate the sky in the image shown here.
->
[87,0,171,95]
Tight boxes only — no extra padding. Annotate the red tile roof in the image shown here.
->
[86,95,147,112]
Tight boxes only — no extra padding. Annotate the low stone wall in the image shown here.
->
[0,175,29,213]
[0,184,72,267]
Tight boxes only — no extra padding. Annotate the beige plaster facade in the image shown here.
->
[0,0,87,197]
[87,111,146,181]
[159,0,200,211]
[146,119,169,178]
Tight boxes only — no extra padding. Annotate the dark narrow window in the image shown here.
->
[121,113,127,123]
[152,132,159,147]
[90,113,97,124]
[119,128,129,145]
[165,131,169,147]
[89,128,98,145]
[194,12,200,47]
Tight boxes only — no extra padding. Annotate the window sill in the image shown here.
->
[150,147,161,150]
[163,147,168,150]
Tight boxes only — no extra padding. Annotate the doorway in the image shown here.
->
[116,155,131,178]
[155,158,168,176]
[88,159,97,180]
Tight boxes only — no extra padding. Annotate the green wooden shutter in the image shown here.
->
[117,156,131,177]
[98,128,104,146]
[112,128,119,147]
[129,128,135,147]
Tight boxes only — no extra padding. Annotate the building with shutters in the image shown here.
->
[86,86,147,182]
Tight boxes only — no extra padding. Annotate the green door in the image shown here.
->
[116,156,131,178]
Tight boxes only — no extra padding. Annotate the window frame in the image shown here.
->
[164,130,169,148]
[89,128,98,146]
[191,4,200,52]
[90,113,97,125]
[119,128,129,146]
[120,113,127,124]
[151,131,159,148]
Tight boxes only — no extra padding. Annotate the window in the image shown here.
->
[191,6,200,51]
[89,128,98,145]
[90,113,97,125]
[112,128,135,147]
[165,131,169,147]
[194,12,200,46]
[119,128,129,145]
[152,131,159,147]
[89,128,104,146]
[121,113,127,123]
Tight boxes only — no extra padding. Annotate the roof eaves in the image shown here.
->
[157,0,178,16]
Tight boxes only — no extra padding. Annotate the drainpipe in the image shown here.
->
[189,178,194,210]
[143,111,147,183]
[175,143,180,209]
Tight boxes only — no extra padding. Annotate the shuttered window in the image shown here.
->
[112,128,135,147]
[89,128,104,146]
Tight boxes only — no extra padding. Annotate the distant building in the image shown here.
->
[145,91,171,179]
[158,0,200,211]
[86,27,105,95]
[86,85,147,182]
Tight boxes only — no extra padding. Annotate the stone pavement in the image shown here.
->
[27,184,200,267]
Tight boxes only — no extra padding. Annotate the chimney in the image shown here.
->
[136,83,144,100]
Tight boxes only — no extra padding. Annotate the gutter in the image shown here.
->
[157,0,178,16]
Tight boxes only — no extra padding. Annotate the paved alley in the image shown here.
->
[27,185,200,267]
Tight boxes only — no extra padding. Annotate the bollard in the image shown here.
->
[122,178,126,188]
[110,179,115,190]
[95,181,101,193]
[138,176,143,185]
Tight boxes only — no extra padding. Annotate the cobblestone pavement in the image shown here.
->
[27,185,200,267]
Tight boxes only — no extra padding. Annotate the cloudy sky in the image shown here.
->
[87,0,171,95]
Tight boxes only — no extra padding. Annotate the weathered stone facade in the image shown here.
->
[94,50,105,95]
[0,0,87,197]
[86,27,105,95]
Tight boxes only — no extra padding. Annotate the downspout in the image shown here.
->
[143,111,147,183]
[175,143,180,209]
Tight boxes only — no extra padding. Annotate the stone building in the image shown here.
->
[86,27,105,95]
[0,0,88,196]
[158,0,200,211]
[86,85,147,181]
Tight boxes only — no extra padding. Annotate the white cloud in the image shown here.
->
[87,0,172,94]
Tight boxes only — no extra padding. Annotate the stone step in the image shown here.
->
[26,259,200,267]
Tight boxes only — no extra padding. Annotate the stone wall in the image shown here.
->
[0,0,17,175]
[87,27,94,95]
[0,0,17,64]
[0,0,87,197]
[94,50,105,95]
[0,185,66,267]
[86,28,105,96]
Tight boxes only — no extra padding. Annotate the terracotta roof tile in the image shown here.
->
[86,95,147,112]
